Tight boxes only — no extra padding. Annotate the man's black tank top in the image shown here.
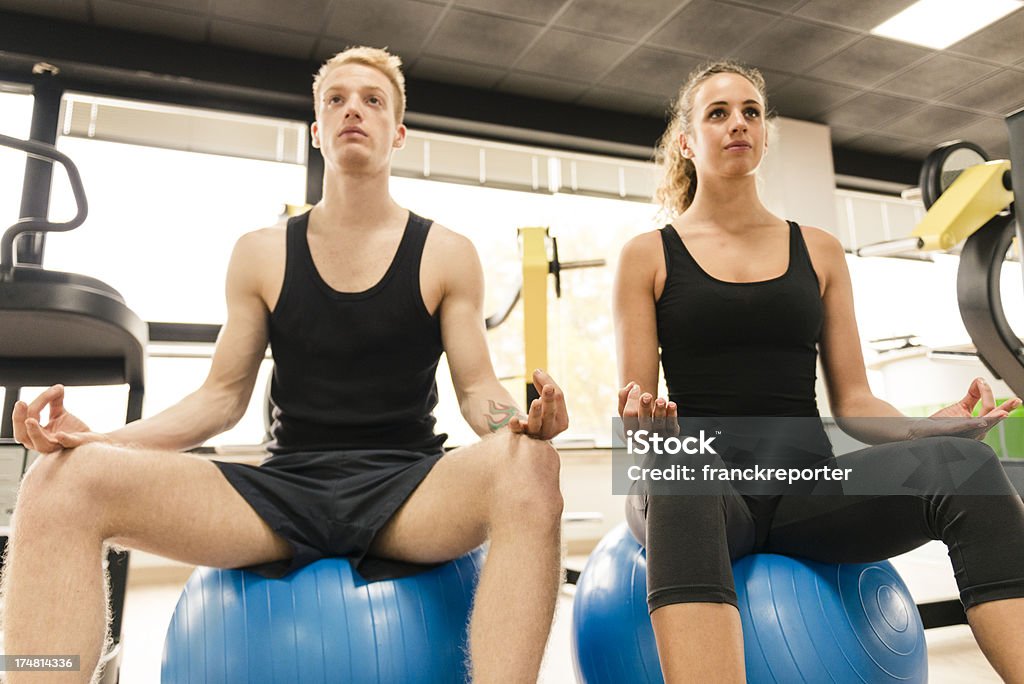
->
[266,210,447,454]
[656,221,823,417]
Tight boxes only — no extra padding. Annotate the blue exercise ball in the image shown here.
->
[162,549,484,683]
[572,524,927,683]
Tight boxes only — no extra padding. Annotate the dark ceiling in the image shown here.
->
[1,0,1022,184]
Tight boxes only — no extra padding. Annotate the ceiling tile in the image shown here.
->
[324,0,444,57]
[948,7,1024,66]
[719,0,802,12]
[600,48,703,98]
[842,132,922,156]
[92,0,207,41]
[454,0,565,23]
[988,141,1010,159]
[883,106,988,140]
[734,17,859,73]
[770,78,858,120]
[407,55,505,88]
[515,29,631,81]
[0,0,89,21]
[555,0,683,41]
[577,86,672,115]
[424,8,540,67]
[759,69,792,93]
[810,36,931,88]
[314,36,420,65]
[943,69,1024,116]
[649,0,776,58]
[122,0,207,11]
[953,117,1010,157]
[499,72,588,102]
[828,125,870,144]
[211,0,329,34]
[794,0,917,31]
[875,54,998,100]
[209,20,315,59]
[823,91,922,128]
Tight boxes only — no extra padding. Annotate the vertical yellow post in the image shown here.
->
[521,226,548,405]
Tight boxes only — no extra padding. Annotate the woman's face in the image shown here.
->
[680,72,768,181]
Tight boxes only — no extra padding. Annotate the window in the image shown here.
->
[0,86,34,242]
[37,95,307,442]
[390,176,660,447]
[47,94,308,324]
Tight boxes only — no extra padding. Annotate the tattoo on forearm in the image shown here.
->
[486,400,520,431]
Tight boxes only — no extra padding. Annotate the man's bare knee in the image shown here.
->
[14,443,119,536]
[489,434,563,531]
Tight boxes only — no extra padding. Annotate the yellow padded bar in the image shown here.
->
[912,160,1013,251]
[521,226,548,399]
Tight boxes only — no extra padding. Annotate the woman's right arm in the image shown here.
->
[614,232,663,406]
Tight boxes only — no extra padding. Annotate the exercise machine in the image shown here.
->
[0,130,147,684]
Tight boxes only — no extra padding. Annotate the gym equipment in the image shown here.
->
[517,227,604,404]
[0,130,146,684]
[572,524,927,684]
[856,108,1021,398]
[162,548,485,684]
[854,117,1024,630]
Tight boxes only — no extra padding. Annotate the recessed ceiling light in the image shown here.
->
[871,0,1022,50]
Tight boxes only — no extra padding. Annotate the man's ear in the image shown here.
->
[394,123,407,150]
[310,120,321,149]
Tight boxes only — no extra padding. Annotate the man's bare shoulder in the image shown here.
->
[235,224,287,254]
[421,222,482,302]
[227,225,288,301]
[423,221,475,255]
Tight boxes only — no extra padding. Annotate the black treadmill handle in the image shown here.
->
[0,133,89,275]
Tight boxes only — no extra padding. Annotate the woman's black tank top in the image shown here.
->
[266,211,447,454]
[656,221,823,417]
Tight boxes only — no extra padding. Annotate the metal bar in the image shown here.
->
[917,599,967,629]
[16,67,63,266]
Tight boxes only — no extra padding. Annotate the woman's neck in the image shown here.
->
[681,175,776,233]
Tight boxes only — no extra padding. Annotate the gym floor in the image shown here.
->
[120,543,997,683]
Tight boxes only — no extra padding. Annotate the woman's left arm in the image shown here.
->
[812,227,1018,443]
[811,228,911,442]
[812,229,900,418]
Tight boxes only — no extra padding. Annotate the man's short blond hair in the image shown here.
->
[312,46,406,123]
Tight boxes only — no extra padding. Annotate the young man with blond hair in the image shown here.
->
[5,46,566,683]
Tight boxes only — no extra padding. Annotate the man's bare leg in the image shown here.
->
[2,442,292,683]
[370,431,563,684]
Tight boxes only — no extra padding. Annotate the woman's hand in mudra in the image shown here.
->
[917,377,1021,440]
[618,382,680,437]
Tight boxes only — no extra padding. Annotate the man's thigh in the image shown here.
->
[369,434,512,565]
[26,442,292,569]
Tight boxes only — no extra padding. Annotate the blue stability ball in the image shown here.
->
[162,549,484,684]
[572,524,927,684]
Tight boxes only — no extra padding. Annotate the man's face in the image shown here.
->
[311,62,406,174]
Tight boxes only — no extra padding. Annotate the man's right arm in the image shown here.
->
[103,229,277,451]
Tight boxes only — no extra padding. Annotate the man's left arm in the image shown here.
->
[435,229,568,440]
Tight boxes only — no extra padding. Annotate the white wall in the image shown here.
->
[759,118,838,233]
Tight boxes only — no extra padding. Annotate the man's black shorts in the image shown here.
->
[213,447,445,580]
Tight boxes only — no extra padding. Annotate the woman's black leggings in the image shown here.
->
[626,436,1024,613]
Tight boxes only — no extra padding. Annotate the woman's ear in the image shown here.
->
[678,131,693,159]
